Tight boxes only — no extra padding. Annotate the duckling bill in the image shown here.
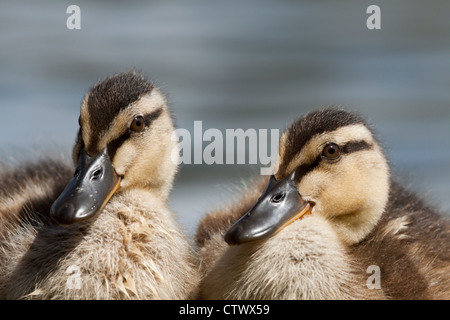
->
[225,172,311,245]
[50,148,121,225]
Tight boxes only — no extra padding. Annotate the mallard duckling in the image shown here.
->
[195,107,450,300]
[0,71,199,299]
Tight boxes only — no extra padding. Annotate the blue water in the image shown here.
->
[1,1,449,235]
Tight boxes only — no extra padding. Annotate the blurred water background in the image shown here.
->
[1,0,449,236]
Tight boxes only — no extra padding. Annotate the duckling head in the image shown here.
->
[50,71,178,225]
[225,107,390,245]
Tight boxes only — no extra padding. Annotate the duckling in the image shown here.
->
[0,71,199,299]
[195,107,450,300]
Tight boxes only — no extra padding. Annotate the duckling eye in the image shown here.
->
[130,116,145,132]
[270,192,285,204]
[322,143,341,160]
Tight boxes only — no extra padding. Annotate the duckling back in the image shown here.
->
[0,157,72,229]
[0,158,73,298]
[351,181,450,299]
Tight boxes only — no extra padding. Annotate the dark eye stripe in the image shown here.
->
[106,108,164,160]
[292,140,373,182]
[144,108,163,126]
[342,140,372,154]
[107,131,130,160]
[294,155,322,183]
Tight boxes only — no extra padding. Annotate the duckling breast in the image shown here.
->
[199,215,380,299]
[2,188,198,300]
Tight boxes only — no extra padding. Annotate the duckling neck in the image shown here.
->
[331,205,385,245]
[116,185,169,205]
[119,176,174,205]
[109,187,173,226]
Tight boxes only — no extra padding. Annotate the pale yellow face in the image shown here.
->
[76,89,178,198]
[277,123,390,244]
